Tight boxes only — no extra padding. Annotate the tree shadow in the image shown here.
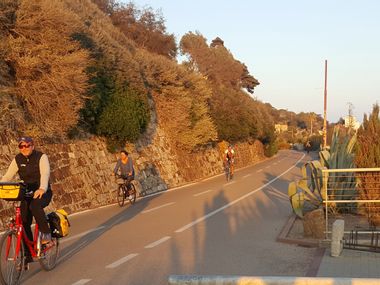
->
[167,155,318,280]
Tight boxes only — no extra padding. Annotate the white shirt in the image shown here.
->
[1,154,50,192]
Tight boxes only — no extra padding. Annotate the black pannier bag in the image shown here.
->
[47,209,70,238]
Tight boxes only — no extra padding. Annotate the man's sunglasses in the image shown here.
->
[18,144,31,149]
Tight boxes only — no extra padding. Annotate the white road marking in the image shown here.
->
[193,190,212,197]
[142,202,175,214]
[257,169,263,173]
[175,153,305,233]
[72,279,91,285]
[61,226,106,244]
[223,180,236,186]
[243,174,252,178]
[144,236,171,249]
[105,253,139,269]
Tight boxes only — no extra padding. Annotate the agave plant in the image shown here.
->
[288,126,357,218]
[288,161,324,218]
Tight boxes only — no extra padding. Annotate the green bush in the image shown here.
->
[261,125,278,157]
[306,135,323,151]
[264,141,278,157]
[209,87,260,142]
[70,32,116,134]
[80,63,115,133]
[97,88,149,148]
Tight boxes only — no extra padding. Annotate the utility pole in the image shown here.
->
[322,60,328,150]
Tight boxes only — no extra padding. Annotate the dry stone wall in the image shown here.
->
[0,128,265,230]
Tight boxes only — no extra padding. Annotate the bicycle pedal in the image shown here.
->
[16,263,29,271]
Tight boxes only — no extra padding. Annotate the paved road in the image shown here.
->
[21,150,317,285]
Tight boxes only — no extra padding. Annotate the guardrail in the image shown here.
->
[322,168,380,240]
[169,275,380,285]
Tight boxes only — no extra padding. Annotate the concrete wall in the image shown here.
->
[0,128,265,230]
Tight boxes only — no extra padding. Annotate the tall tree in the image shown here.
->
[180,32,259,93]
[180,32,265,143]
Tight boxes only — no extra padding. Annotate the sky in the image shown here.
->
[126,0,380,123]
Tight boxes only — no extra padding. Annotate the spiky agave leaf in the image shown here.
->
[290,192,305,218]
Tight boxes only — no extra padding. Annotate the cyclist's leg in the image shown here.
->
[29,190,52,238]
[126,176,134,190]
[20,199,34,260]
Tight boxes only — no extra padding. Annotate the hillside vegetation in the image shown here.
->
[0,0,318,153]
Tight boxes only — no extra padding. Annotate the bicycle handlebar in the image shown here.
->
[113,174,133,179]
[0,182,35,199]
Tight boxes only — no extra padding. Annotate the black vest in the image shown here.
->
[15,150,44,192]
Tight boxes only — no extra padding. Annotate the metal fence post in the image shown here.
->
[322,168,329,239]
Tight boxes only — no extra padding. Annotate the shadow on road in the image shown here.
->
[167,150,318,279]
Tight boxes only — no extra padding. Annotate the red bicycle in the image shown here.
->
[0,182,59,285]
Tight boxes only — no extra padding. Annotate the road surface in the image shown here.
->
[22,150,316,285]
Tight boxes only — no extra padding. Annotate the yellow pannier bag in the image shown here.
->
[0,183,23,201]
[47,209,70,238]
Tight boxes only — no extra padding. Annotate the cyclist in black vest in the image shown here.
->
[1,136,53,267]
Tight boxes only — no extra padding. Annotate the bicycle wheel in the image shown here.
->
[117,185,125,207]
[0,230,24,285]
[128,183,136,205]
[39,237,59,271]
[225,165,230,181]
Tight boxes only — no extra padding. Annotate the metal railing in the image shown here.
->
[323,168,380,241]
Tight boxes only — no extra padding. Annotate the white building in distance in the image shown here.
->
[344,115,361,130]
[275,124,288,133]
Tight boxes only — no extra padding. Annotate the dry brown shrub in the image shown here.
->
[9,0,90,137]
[137,51,217,149]
[0,0,20,88]
[64,0,145,92]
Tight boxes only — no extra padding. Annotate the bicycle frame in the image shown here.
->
[115,175,132,190]
[5,204,51,262]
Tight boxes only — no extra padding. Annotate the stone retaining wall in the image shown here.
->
[0,128,265,230]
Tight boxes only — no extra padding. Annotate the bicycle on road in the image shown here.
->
[224,160,234,182]
[114,174,136,207]
[0,182,59,285]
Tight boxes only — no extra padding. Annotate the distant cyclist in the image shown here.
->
[112,150,135,199]
[305,140,311,154]
[224,145,235,179]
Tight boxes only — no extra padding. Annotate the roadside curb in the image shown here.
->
[276,214,320,247]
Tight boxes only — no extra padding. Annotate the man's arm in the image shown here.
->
[34,154,50,199]
[39,154,50,192]
[1,159,18,182]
